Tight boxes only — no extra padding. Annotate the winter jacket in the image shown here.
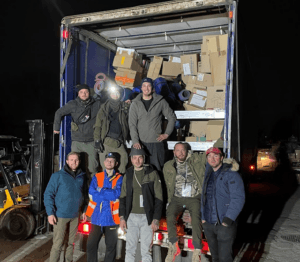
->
[128,93,176,144]
[44,166,88,218]
[88,170,123,227]
[94,100,130,143]
[201,159,245,225]
[163,151,206,203]
[119,165,163,225]
[53,97,101,142]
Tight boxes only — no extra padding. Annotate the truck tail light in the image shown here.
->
[78,221,91,234]
[62,30,69,39]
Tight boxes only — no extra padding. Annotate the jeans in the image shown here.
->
[49,217,78,262]
[166,195,202,249]
[142,142,165,172]
[125,213,153,262]
[202,222,237,262]
[86,224,118,262]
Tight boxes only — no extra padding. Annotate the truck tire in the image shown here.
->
[1,207,35,240]
[152,245,162,262]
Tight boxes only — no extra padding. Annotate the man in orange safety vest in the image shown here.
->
[86,152,123,262]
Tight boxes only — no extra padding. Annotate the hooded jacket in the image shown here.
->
[201,158,245,225]
[128,93,176,144]
[119,165,163,225]
[163,151,206,203]
[94,100,130,143]
[53,97,101,142]
[44,165,88,218]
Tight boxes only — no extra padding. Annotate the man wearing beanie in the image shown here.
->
[119,146,163,261]
[129,77,176,172]
[94,84,130,174]
[53,84,101,177]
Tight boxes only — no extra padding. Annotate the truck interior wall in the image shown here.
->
[60,29,115,168]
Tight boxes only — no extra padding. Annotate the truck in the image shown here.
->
[59,0,243,260]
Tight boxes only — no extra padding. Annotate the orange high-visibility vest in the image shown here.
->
[86,171,122,224]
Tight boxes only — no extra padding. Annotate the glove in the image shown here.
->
[94,140,104,153]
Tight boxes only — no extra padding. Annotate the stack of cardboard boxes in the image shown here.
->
[112,34,228,142]
[113,47,145,89]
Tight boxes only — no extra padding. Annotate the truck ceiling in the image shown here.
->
[62,0,231,57]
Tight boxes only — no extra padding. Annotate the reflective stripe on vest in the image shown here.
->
[86,171,121,224]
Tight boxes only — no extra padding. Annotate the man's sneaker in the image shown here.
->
[192,248,201,262]
[165,241,181,262]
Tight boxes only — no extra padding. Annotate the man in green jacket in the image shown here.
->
[164,142,207,262]
[94,85,130,174]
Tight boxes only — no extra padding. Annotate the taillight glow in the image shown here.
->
[62,30,69,39]
[250,165,255,171]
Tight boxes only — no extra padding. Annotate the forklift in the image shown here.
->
[0,120,53,240]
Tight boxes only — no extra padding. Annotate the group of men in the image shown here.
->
[44,77,245,262]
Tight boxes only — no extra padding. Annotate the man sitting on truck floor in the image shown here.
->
[119,146,163,262]
[86,152,123,262]
[164,142,206,262]
[128,77,176,172]
[201,147,245,262]
[53,84,101,177]
[94,84,130,174]
[44,152,88,262]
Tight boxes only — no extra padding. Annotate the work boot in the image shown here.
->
[165,241,181,262]
[192,248,201,262]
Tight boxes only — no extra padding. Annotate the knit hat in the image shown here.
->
[129,146,148,156]
[206,147,222,156]
[76,84,90,92]
[141,77,153,88]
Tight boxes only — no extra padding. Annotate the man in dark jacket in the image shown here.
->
[44,152,88,262]
[129,77,176,171]
[119,146,163,261]
[53,84,101,177]
[201,147,245,262]
[94,85,130,174]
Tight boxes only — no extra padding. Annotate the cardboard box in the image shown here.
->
[190,121,208,137]
[206,85,225,110]
[113,47,143,73]
[210,51,227,86]
[183,74,213,88]
[206,120,224,141]
[162,61,182,76]
[185,136,206,142]
[202,34,228,53]
[115,69,142,88]
[181,54,199,75]
[200,44,211,73]
[183,102,202,111]
[188,93,207,109]
[169,56,181,63]
[147,56,163,79]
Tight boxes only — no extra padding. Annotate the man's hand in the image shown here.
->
[53,130,60,134]
[48,215,57,225]
[81,213,87,222]
[202,220,206,224]
[120,219,127,232]
[151,219,159,232]
[156,134,169,142]
[133,143,142,149]
[94,140,104,153]
[125,99,131,104]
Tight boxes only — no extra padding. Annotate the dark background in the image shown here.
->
[1,0,299,145]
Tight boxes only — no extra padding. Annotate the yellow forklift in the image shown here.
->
[0,120,53,240]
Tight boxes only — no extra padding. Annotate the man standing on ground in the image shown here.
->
[86,152,123,262]
[164,142,206,262]
[44,152,88,262]
[53,84,101,177]
[119,147,163,261]
[129,77,176,171]
[94,85,130,174]
[201,147,245,262]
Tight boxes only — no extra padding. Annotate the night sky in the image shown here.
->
[1,0,300,145]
